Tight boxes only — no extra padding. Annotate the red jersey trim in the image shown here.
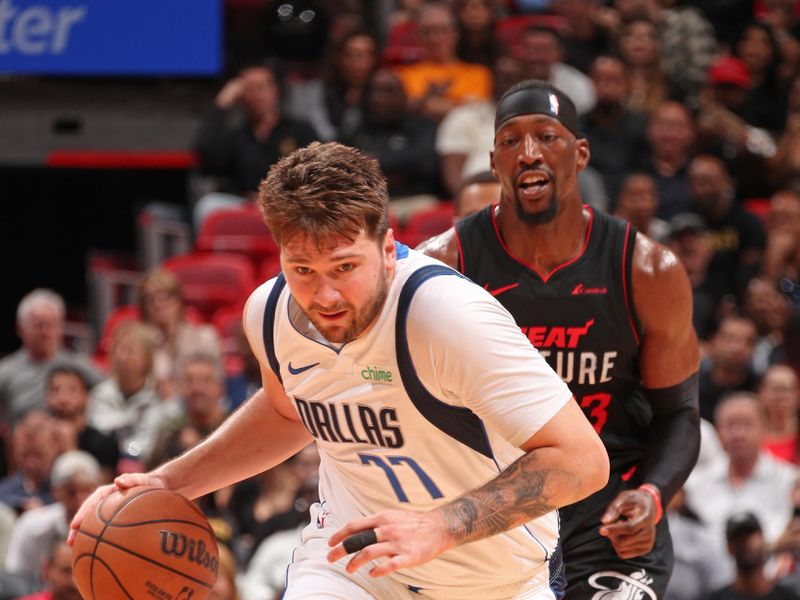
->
[622,223,641,346]
[454,225,465,274]
[490,204,595,284]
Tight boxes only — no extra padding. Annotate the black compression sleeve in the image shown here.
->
[639,372,701,505]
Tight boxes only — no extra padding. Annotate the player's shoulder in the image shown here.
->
[413,228,459,270]
[632,229,685,283]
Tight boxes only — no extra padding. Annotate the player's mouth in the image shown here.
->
[318,309,348,321]
[516,171,551,201]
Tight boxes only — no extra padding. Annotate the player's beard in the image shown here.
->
[309,268,390,345]
[514,180,559,225]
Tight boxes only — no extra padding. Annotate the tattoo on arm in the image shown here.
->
[441,454,577,545]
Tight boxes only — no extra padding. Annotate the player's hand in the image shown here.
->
[598,489,658,559]
[326,509,455,577]
[215,77,244,110]
[67,473,167,546]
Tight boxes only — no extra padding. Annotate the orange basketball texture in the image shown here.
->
[71,486,219,600]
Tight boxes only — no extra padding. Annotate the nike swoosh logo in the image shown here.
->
[483,282,520,297]
[287,362,320,375]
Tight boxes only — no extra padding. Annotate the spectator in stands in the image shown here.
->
[86,321,175,470]
[549,0,613,74]
[579,55,650,201]
[454,0,503,66]
[454,170,499,220]
[210,543,240,600]
[642,100,697,219]
[769,71,800,188]
[607,0,718,108]
[0,289,101,428]
[0,411,57,515]
[759,364,800,464]
[45,363,118,483]
[742,277,793,375]
[394,1,493,121]
[436,50,523,196]
[229,444,320,566]
[518,25,596,115]
[733,20,790,133]
[613,171,670,242]
[286,30,380,142]
[193,59,318,231]
[149,353,229,470]
[685,392,799,550]
[695,54,777,200]
[665,487,733,600]
[709,512,799,600]
[665,212,719,340]
[698,313,760,422]
[338,67,442,223]
[687,154,767,299]
[14,540,80,600]
[5,451,99,592]
[762,188,800,285]
[616,17,675,115]
[137,267,221,399]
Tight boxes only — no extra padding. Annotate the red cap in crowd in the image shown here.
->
[707,55,750,88]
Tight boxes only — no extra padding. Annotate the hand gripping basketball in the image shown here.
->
[342,529,378,554]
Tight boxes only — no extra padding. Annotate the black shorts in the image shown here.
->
[559,471,674,599]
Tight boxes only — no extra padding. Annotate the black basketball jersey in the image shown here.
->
[455,205,648,473]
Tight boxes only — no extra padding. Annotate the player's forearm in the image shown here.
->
[436,446,605,547]
[639,404,700,505]
[152,388,313,499]
[639,373,701,505]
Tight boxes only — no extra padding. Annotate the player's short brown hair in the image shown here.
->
[257,142,390,249]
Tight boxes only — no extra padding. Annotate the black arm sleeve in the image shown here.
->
[639,372,701,506]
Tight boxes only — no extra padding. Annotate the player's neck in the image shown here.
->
[497,203,590,274]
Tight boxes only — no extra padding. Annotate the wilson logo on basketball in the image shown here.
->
[159,530,219,576]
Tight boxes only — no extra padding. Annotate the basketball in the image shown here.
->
[71,486,219,600]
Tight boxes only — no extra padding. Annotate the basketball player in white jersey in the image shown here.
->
[69,142,608,600]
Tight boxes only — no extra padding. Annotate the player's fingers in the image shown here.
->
[369,553,417,578]
[114,473,164,490]
[599,519,637,538]
[327,528,380,562]
[67,484,116,546]
[600,496,629,524]
[343,541,394,573]
[328,517,379,547]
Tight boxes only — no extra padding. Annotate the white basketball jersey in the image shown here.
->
[244,244,573,593]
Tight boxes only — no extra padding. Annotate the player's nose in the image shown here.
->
[519,133,543,164]
[314,280,342,305]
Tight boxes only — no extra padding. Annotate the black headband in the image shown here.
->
[494,85,581,137]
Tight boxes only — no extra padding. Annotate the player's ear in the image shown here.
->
[490,150,497,179]
[383,228,397,269]
[575,138,590,173]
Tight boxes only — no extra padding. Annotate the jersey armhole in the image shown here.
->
[262,273,286,383]
[395,265,493,458]
[453,224,466,274]
[622,223,643,345]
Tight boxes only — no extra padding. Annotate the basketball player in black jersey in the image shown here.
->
[418,80,701,598]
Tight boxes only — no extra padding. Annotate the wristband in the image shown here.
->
[639,484,663,523]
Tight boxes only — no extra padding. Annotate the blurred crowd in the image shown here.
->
[2,0,800,598]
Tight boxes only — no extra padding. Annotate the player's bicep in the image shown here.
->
[259,364,300,422]
[633,239,700,388]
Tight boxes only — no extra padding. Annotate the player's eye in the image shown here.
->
[337,263,355,273]
[295,266,313,275]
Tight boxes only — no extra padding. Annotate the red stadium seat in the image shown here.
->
[194,203,279,271]
[161,252,257,322]
[396,202,456,249]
